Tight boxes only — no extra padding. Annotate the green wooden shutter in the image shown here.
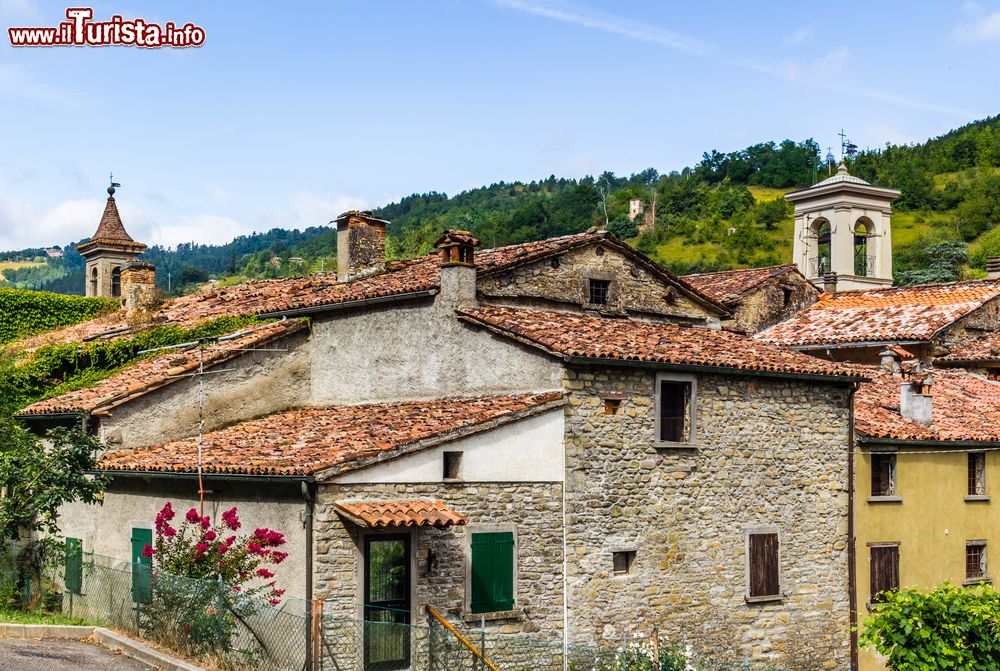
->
[64,538,82,595]
[470,531,514,614]
[130,527,153,604]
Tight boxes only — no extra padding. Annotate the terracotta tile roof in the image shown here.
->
[757,279,1000,348]
[15,231,724,352]
[335,500,468,528]
[682,265,799,306]
[77,197,146,251]
[97,391,565,476]
[457,306,861,379]
[939,332,1000,363]
[855,366,1000,443]
[16,319,307,417]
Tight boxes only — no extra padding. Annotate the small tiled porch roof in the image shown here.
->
[335,500,468,528]
[682,264,801,306]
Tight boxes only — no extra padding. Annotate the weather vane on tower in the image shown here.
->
[108,172,121,196]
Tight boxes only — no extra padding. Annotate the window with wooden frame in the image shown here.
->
[468,528,516,614]
[969,452,987,497]
[966,541,988,583]
[656,373,695,445]
[587,279,611,306]
[869,544,899,603]
[871,453,897,497]
[612,550,636,576]
[746,530,780,601]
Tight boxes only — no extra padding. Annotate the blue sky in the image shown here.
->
[1,0,999,251]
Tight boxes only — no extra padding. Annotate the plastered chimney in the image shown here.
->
[822,271,838,294]
[434,229,479,310]
[900,375,933,426]
[334,210,389,282]
[987,257,1000,280]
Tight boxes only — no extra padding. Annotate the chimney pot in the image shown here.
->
[335,210,388,282]
[879,348,900,373]
[987,257,1000,280]
[434,229,479,310]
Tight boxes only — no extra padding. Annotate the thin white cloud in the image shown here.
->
[785,23,816,45]
[954,11,1000,42]
[498,0,978,119]
[493,0,714,55]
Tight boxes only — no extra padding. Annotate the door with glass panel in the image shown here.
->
[363,534,411,671]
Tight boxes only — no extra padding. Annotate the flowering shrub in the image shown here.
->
[588,636,687,671]
[138,502,289,662]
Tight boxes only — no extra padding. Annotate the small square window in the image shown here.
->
[782,287,794,308]
[588,279,611,305]
[612,551,636,576]
[967,542,988,581]
[969,453,987,496]
[604,398,621,415]
[871,454,896,497]
[443,452,463,481]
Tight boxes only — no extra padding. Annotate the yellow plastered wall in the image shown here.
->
[855,445,1000,671]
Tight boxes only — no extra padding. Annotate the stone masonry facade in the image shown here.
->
[479,244,718,323]
[562,365,851,669]
[314,481,565,638]
[726,273,819,334]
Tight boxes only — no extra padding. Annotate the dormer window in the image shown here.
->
[588,279,611,305]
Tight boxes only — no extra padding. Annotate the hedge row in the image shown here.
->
[0,289,118,346]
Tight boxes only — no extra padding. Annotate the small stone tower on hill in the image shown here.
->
[78,182,147,298]
[786,161,900,293]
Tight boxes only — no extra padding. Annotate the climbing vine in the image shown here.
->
[0,315,262,415]
[0,289,118,345]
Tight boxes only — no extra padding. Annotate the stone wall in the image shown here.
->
[727,272,819,334]
[562,365,851,669]
[478,244,719,324]
[313,482,564,637]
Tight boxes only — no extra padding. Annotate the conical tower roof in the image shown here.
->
[77,190,146,254]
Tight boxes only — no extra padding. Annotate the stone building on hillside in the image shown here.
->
[683,264,819,334]
[16,209,862,670]
[77,183,148,299]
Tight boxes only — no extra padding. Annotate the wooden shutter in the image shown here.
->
[870,545,899,601]
[470,532,514,613]
[748,533,779,597]
[131,527,153,604]
[64,538,82,595]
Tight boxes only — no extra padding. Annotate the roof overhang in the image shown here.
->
[257,288,437,318]
[334,499,468,528]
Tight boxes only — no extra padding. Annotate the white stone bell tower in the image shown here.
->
[786,162,900,292]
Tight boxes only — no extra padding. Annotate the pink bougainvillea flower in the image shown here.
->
[218,544,229,554]
[200,516,211,529]
[270,551,288,565]
[224,535,236,546]
[231,585,241,592]
[185,508,200,524]
[256,568,274,579]
[162,524,177,537]
[271,588,285,597]
[268,598,281,606]
[247,542,262,555]
[204,530,217,541]
[195,542,209,557]
[141,544,155,558]
[266,531,285,547]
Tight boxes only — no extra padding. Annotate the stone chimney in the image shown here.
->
[120,261,158,317]
[822,271,838,294]
[434,229,479,310]
[334,210,388,282]
[987,257,1000,279]
[900,375,933,426]
[879,348,900,373]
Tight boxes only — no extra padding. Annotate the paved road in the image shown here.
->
[0,638,152,670]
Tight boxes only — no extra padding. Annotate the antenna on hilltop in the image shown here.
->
[108,172,121,197]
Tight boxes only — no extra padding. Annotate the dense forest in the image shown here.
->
[5,115,1000,295]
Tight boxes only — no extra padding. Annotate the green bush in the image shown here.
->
[859,582,1000,670]
[0,289,117,346]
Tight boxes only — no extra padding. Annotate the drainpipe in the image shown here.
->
[302,480,316,671]
[847,383,859,671]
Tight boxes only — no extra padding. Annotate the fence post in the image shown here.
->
[652,627,660,671]
[427,609,437,671]
[479,615,486,671]
[311,599,323,671]
[215,574,226,651]
[621,633,627,670]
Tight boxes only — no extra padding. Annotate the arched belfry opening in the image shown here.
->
[787,161,900,292]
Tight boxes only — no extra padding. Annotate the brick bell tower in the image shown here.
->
[77,178,148,298]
